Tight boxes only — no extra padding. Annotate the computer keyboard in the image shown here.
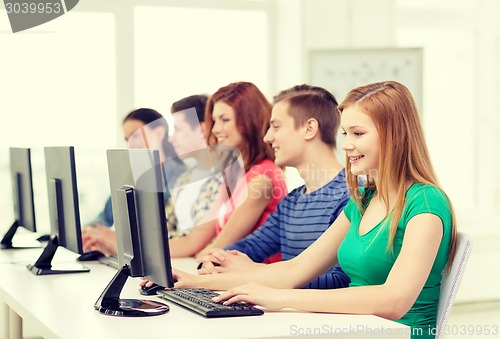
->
[157,288,264,318]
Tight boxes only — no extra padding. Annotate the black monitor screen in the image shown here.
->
[9,147,36,232]
[44,146,83,255]
[106,149,174,288]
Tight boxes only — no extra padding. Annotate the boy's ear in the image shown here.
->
[303,118,319,141]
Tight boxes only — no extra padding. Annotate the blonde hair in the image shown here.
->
[338,81,457,270]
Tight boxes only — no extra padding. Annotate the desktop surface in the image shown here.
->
[0,249,410,339]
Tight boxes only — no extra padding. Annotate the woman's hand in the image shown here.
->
[212,282,288,311]
[140,269,204,289]
[82,225,117,256]
[172,268,203,288]
[197,248,258,275]
[139,278,155,288]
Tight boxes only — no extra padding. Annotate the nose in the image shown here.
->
[341,136,354,152]
[212,120,221,134]
[263,127,273,143]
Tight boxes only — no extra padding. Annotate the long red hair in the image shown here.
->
[205,82,274,172]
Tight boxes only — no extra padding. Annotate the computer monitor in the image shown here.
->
[94,149,172,317]
[1,147,43,249]
[27,146,89,275]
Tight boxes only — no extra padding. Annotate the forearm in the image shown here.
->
[224,217,281,263]
[169,236,201,257]
[210,174,273,250]
[170,224,216,257]
[196,259,308,291]
[212,201,269,250]
[271,284,407,320]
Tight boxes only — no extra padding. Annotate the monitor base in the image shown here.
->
[1,242,44,250]
[94,265,169,317]
[95,298,169,317]
[1,220,43,250]
[27,263,90,275]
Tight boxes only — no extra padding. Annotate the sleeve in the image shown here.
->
[165,196,179,235]
[302,194,351,289]
[342,197,356,222]
[303,264,351,289]
[404,186,450,225]
[88,196,114,227]
[192,173,223,226]
[224,207,282,263]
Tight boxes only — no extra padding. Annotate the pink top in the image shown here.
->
[215,159,287,262]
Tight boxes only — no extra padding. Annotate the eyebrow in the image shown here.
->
[342,125,364,130]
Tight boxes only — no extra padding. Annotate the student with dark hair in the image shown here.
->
[196,85,350,289]
[82,108,185,255]
[168,82,288,259]
[165,94,223,237]
[170,94,208,129]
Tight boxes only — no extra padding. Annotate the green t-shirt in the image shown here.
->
[337,183,452,339]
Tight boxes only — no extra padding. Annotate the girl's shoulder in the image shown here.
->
[406,183,448,205]
[248,159,283,177]
[403,183,451,221]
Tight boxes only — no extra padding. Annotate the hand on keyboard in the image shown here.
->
[157,288,263,318]
[213,282,285,311]
[171,268,199,288]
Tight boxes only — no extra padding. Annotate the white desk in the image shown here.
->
[0,247,410,339]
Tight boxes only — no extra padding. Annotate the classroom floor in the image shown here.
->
[446,300,500,338]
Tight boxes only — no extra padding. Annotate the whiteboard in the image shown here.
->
[308,48,423,110]
[308,48,423,164]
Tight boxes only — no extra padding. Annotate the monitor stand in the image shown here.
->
[1,220,44,249]
[27,235,90,275]
[94,265,169,317]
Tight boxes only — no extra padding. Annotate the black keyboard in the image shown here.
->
[157,288,264,318]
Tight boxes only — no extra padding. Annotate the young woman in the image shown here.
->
[171,81,457,339]
[168,82,288,260]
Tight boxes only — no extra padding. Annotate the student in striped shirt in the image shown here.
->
[195,84,350,289]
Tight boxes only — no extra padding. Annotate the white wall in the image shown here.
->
[299,0,500,303]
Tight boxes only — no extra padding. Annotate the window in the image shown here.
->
[0,11,116,228]
[134,6,269,116]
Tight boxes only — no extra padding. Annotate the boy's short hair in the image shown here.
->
[273,85,339,148]
[171,94,209,129]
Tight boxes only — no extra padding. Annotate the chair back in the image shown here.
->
[435,232,472,339]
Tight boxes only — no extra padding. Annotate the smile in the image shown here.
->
[349,155,364,163]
